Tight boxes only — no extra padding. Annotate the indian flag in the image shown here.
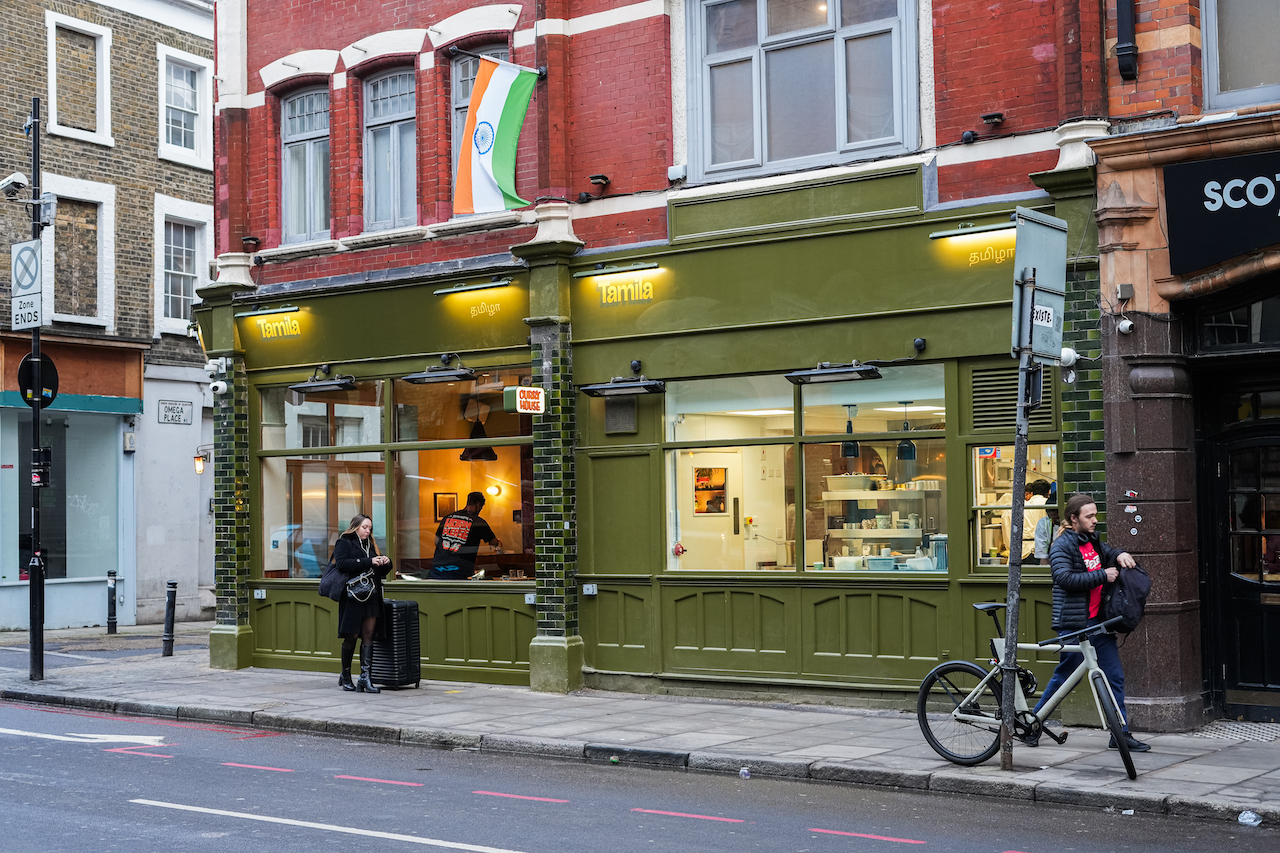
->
[454,57,537,216]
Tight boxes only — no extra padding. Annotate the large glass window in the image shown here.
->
[693,0,913,181]
[394,367,532,442]
[364,70,416,231]
[665,364,947,572]
[972,443,1059,568]
[1205,1,1280,110]
[261,381,383,451]
[1229,446,1280,584]
[282,89,330,243]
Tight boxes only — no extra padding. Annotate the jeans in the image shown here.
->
[1032,630,1129,731]
[427,565,471,580]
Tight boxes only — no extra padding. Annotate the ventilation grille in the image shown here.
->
[604,396,637,434]
[970,366,1056,431]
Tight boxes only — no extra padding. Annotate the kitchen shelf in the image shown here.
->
[828,529,922,539]
[821,490,926,501]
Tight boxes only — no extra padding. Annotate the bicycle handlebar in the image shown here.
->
[1037,615,1125,647]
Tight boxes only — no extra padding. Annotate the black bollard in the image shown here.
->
[106,570,117,635]
[161,581,177,656]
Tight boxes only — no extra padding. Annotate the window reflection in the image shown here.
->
[394,367,531,442]
[261,381,382,451]
[1230,449,1280,584]
[972,444,1059,567]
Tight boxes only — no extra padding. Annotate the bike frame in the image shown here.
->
[950,634,1124,731]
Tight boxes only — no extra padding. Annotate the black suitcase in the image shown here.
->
[370,599,421,688]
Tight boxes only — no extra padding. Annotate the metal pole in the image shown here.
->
[999,267,1036,770]
[106,570,117,635]
[162,581,177,656]
[28,96,44,682]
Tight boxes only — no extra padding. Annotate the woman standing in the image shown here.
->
[333,514,391,693]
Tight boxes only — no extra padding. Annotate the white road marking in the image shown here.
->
[0,646,102,661]
[0,728,166,746]
[131,799,532,852]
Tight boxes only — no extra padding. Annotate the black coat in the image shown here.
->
[333,534,388,636]
[1048,528,1127,632]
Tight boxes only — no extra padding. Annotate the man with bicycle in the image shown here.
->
[1024,493,1151,752]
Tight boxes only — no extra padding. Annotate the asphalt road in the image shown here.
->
[1,701,1275,853]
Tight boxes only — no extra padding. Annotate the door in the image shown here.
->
[1211,437,1280,720]
[672,450,747,570]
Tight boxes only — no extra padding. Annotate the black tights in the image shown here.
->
[340,616,378,669]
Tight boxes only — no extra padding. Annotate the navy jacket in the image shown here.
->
[1047,528,1127,632]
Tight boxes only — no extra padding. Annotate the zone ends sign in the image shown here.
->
[503,385,545,415]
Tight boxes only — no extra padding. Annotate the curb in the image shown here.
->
[4,688,1277,826]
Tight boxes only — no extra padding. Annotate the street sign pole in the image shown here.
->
[28,97,44,682]
[998,207,1068,770]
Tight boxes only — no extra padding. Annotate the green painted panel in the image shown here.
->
[237,276,530,370]
[663,586,800,674]
[252,598,334,655]
[583,454,656,575]
[668,166,924,243]
[801,587,947,678]
[582,586,652,672]
[876,596,905,658]
[908,597,940,660]
[673,593,699,648]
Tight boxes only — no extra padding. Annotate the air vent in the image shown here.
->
[604,396,637,434]
[970,366,1055,431]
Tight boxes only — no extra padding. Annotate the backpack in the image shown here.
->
[1102,563,1151,634]
[318,556,343,602]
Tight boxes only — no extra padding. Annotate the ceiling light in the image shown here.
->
[724,409,794,416]
[872,405,945,413]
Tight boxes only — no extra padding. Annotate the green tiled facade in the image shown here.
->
[212,356,250,627]
[1060,266,1108,533]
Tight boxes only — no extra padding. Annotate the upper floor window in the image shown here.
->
[282,89,331,243]
[1205,1,1280,110]
[364,70,417,231]
[158,45,214,169]
[452,46,509,201]
[152,194,212,337]
[45,11,114,147]
[689,0,915,182]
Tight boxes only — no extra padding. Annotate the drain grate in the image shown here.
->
[1191,721,1280,742]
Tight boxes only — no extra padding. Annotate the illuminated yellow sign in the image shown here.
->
[596,275,654,306]
[469,300,502,319]
[931,228,1018,271]
[255,315,302,339]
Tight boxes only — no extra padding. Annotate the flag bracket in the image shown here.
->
[447,45,547,79]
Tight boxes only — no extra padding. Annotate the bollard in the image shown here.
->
[106,570,117,635]
[161,580,177,656]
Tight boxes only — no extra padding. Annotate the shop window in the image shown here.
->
[157,44,213,169]
[1229,448,1280,584]
[801,364,945,435]
[689,0,915,182]
[1204,1,1280,110]
[665,374,795,441]
[261,453,385,578]
[364,69,416,231]
[452,45,509,200]
[972,444,1059,568]
[46,11,114,147]
[282,89,331,243]
[260,381,383,451]
[393,367,531,442]
[1200,295,1280,350]
[393,445,534,579]
[152,194,212,336]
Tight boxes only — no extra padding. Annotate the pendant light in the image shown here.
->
[841,405,859,459]
[896,400,917,462]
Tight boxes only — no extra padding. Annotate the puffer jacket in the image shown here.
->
[1047,528,1127,632]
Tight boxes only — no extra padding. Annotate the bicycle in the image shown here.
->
[916,602,1137,780]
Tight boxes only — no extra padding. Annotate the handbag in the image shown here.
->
[318,559,343,602]
[346,569,376,602]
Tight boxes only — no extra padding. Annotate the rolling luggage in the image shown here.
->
[370,598,421,688]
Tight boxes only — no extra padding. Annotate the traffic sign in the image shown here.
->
[17,353,58,408]
[1009,207,1068,364]
[10,238,43,330]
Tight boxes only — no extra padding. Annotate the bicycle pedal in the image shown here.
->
[1043,727,1068,745]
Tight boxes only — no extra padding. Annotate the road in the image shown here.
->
[0,701,1275,852]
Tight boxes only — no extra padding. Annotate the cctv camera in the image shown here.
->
[1,172,29,198]
[210,380,228,394]
[1117,318,1135,335]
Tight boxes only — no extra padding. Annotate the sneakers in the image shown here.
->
[1108,732,1151,752]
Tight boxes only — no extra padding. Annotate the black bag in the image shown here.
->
[346,570,376,602]
[1103,563,1151,634]
[318,559,343,602]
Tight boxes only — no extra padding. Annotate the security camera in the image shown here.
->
[1,172,29,198]
[210,380,228,394]
[1117,318,1135,335]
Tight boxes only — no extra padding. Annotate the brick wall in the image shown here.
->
[55,26,97,132]
[1107,1,1201,118]
[1060,266,1109,531]
[52,198,98,316]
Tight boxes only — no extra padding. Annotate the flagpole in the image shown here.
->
[447,45,546,79]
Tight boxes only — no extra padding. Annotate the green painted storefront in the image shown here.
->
[197,160,1104,713]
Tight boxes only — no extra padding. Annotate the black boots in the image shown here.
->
[356,644,380,693]
[339,638,357,691]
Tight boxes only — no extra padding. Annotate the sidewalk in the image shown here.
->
[1,623,1277,826]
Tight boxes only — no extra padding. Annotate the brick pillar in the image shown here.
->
[512,203,583,691]
[1061,267,1108,522]
[209,353,254,668]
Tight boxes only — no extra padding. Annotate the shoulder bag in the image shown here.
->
[346,570,376,602]
[318,559,343,602]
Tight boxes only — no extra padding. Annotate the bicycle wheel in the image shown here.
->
[917,661,1003,765]
[1091,670,1136,780]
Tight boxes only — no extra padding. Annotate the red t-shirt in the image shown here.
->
[1079,540,1104,618]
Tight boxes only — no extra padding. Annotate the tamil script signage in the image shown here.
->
[1165,149,1280,276]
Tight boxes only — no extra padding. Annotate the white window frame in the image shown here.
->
[157,44,214,170]
[281,88,332,244]
[45,11,114,148]
[687,0,917,183]
[153,194,214,337]
[363,69,417,232]
[451,45,509,196]
[39,173,116,333]
[1203,0,1280,111]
